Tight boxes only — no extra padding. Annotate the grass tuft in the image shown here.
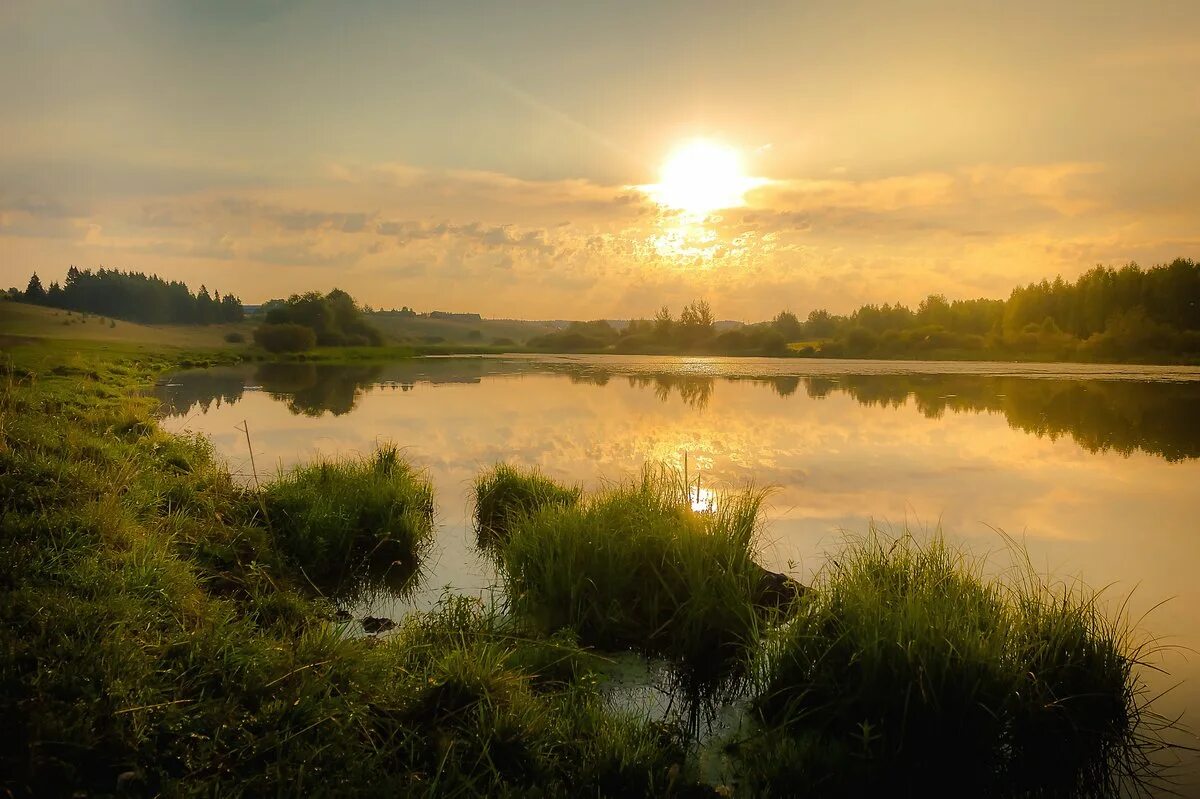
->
[472,463,581,544]
[497,467,770,680]
[737,529,1169,797]
[262,444,435,586]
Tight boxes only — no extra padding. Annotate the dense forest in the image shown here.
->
[6,268,243,324]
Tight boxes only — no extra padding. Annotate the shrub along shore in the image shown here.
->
[0,341,1174,797]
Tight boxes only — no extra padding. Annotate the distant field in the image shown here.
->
[367,312,557,345]
[0,302,254,349]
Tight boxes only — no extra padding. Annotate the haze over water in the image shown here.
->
[158,354,1200,790]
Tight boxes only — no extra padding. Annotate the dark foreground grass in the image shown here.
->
[473,463,581,544]
[0,345,702,797]
[496,469,771,681]
[735,531,1169,798]
[263,444,435,587]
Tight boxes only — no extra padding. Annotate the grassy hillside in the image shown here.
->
[366,312,558,345]
[0,302,254,349]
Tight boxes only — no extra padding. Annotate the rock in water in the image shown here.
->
[753,566,807,615]
[361,616,396,634]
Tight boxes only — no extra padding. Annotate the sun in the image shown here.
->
[650,139,762,216]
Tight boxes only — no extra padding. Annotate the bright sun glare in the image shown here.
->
[651,139,761,216]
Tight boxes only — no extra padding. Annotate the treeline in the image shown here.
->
[526,259,1198,362]
[528,300,790,356]
[253,290,384,352]
[782,258,1200,361]
[6,268,243,324]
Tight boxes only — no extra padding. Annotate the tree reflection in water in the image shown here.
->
[156,361,1200,462]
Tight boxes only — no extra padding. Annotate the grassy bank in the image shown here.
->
[0,343,698,797]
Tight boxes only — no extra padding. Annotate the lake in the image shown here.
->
[155,354,1200,790]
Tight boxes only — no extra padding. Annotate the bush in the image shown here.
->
[614,333,658,353]
[845,326,879,355]
[756,328,789,356]
[253,323,316,353]
[223,331,246,344]
[527,331,606,351]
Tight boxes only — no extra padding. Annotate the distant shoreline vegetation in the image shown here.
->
[7,267,244,325]
[522,258,1200,363]
[788,257,1200,363]
[6,257,1198,363]
[253,290,384,353]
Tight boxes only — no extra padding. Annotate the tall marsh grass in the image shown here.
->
[261,444,435,585]
[498,467,769,678]
[739,530,1168,797]
[472,463,581,544]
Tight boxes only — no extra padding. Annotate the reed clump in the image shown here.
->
[737,531,1163,797]
[472,463,581,544]
[498,467,769,675]
[262,444,434,583]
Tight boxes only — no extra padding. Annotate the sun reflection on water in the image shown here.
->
[689,485,717,513]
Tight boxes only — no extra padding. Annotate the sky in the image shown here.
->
[1,0,1198,319]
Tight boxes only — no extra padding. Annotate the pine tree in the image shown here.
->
[24,273,47,304]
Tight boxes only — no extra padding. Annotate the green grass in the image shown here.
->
[366,312,558,346]
[387,595,689,796]
[473,463,581,545]
[0,344,706,797]
[262,444,436,587]
[275,344,419,361]
[736,530,1165,797]
[0,301,255,348]
[497,468,771,680]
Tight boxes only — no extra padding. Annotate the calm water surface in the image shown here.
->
[156,355,1200,788]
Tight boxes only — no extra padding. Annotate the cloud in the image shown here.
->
[0,157,1196,318]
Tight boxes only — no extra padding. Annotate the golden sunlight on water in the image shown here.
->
[689,486,717,513]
